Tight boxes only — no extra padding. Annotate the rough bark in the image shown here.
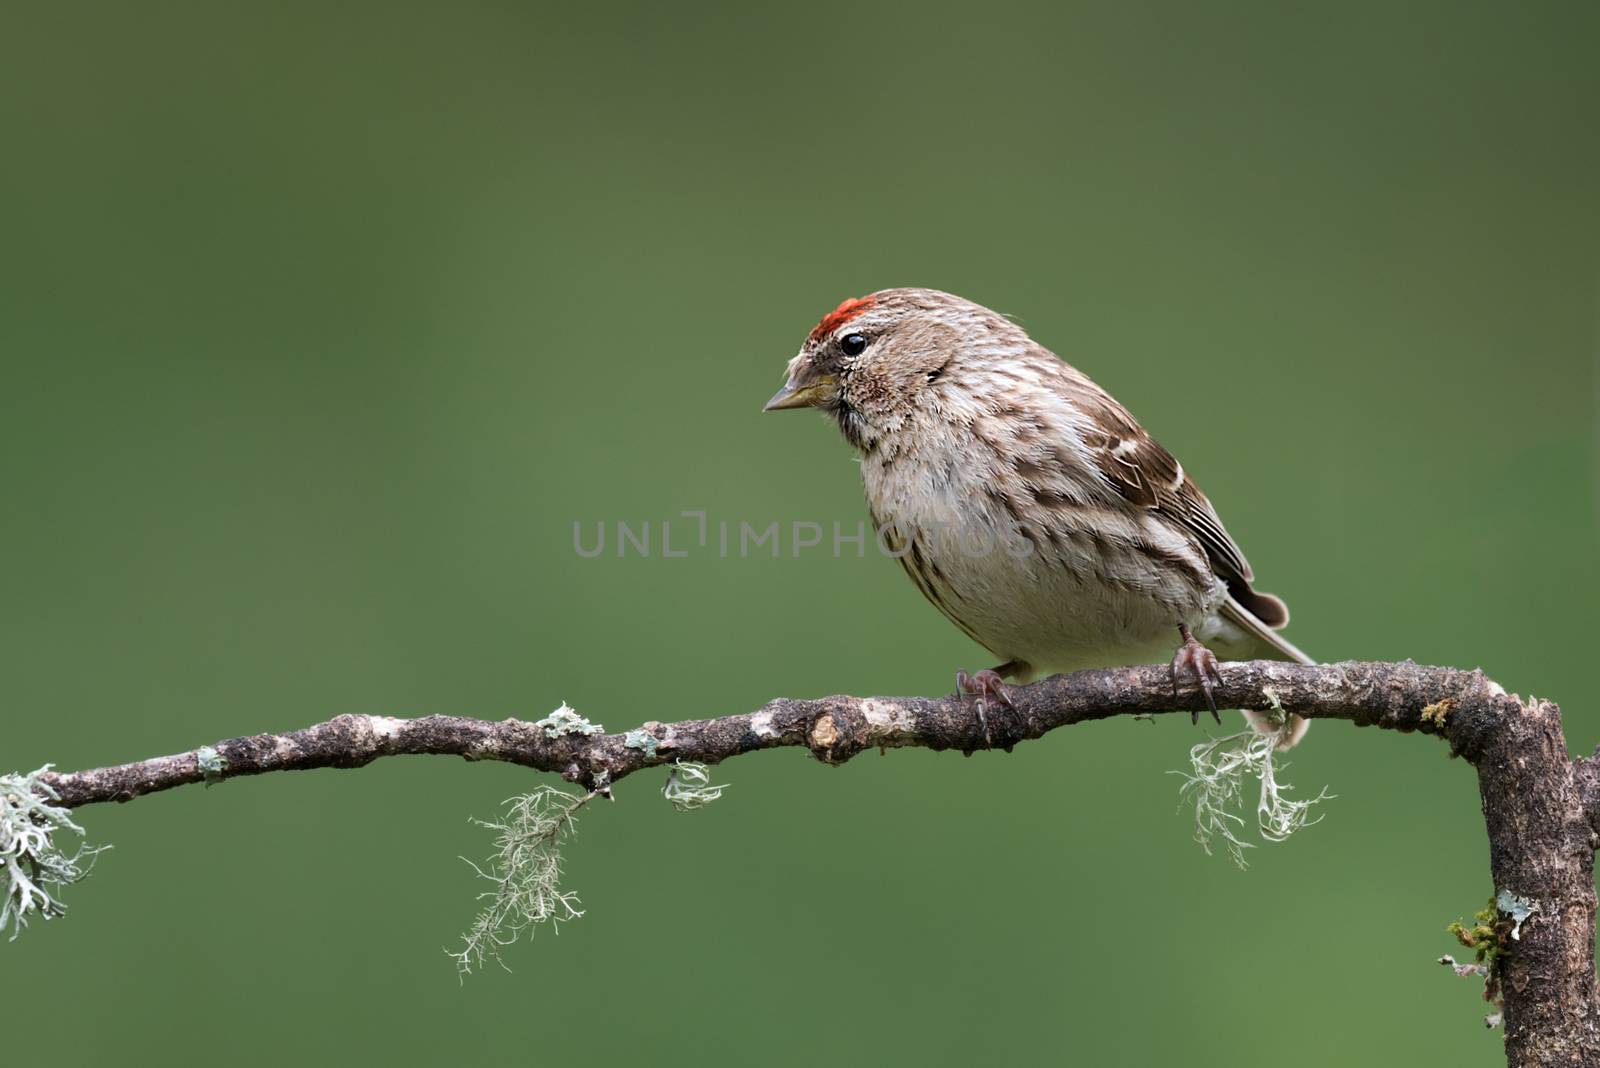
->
[34,659,1600,1066]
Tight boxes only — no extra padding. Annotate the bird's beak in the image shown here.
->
[762,372,837,412]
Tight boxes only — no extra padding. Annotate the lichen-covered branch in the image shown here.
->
[23,659,1600,1066]
[36,660,1504,807]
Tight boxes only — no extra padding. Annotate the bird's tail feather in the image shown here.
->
[1220,596,1312,748]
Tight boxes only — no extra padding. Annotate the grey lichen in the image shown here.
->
[1495,889,1538,941]
[1438,953,1489,979]
[450,786,594,977]
[623,729,659,758]
[1,766,109,939]
[195,746,227,786]
[661,761,727,812]
[1175,723,1331,869]
[534,702,604,740]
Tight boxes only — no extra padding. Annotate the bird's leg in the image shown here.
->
[1171,623,1222,725]
[955,662,1018,748]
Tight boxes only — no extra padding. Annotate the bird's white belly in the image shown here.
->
[926,526,1211,676]
[863,451,1230,681]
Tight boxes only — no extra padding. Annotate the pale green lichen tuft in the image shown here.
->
[450,786,593,977]
[1174,725,1331,869]
[195,746,227,786]
[1,765,109,940]
[661,761,727,812]
[535,703,604,740]
[623,729,659,758]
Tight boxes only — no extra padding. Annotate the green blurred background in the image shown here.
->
[2,1,1596,1064]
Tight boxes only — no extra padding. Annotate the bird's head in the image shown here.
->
[763,288,1026,450]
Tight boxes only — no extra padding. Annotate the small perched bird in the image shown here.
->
[764,288,1311,746]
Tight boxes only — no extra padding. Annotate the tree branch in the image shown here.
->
[40,660,1499,807]
[29,659,1600,1066]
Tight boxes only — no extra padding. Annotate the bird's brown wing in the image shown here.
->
[1065,370,1292,630]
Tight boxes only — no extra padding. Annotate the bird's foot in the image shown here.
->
[956,668,1013,748]
[1171,623,1222,725]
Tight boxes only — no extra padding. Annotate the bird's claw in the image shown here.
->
[1171,624,1222,725]
[956,668,1013,747]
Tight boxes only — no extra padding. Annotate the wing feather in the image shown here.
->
[1048,361,1293,631]
[1220,597,1313,664]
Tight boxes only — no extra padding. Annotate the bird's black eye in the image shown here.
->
[839,333,868,357]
